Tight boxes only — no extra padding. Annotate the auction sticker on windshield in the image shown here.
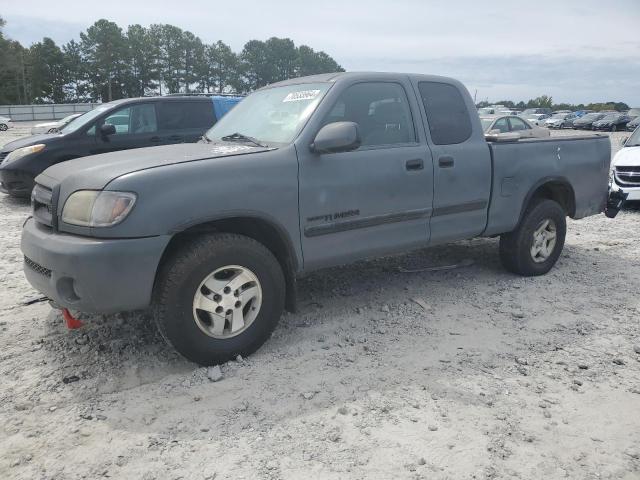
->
[283,90,321,102]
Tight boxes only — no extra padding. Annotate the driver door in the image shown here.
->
[297,81,434,270]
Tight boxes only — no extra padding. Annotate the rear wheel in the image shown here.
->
[154,233,285,365]
[499,199,566,276]
[0,124,7,131]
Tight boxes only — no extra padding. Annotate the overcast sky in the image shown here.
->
[3,0,639,105]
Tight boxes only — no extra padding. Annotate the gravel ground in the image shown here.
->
[1,122,639,479]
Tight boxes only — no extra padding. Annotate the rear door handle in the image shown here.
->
[150,136,161,143]
[168,135,184,142]
[405,159,424,171]
[439,155,454,168]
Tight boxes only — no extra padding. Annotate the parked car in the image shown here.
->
[523,113,551,126]
[626,116,640,132]
[0,116,13,131]
[480,115,550,138]
[520,108,552,117]
[573,112,607,130]
[0,95,243,197]
[592,113,632,132]
[20,72,615,365]
[560,112,590,129]
[544,112,572,129]
[30,113,83,135]
[610,126,640,202]
[626,108,640,119]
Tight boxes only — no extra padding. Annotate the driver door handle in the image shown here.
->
[405,159,424,171]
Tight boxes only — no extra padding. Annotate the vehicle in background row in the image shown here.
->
[592,113,633,132]
[560,111,591,129]
[0,116,13,131]
[524,113,552,126]
[626,108,640,118]
[544,112,572,129]
[480,115,550,138]
[573,112,608,130]
[520,108,552,117]
[20,72,614,366]
[626,116,640,132]
[30,113,84,135]
[611,127,640,202]
[0,95,243,197]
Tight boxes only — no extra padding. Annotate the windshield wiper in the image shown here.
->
[220,132,267,148]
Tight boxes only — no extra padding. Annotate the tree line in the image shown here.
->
[476,95,630,113]
[0,17,344,104]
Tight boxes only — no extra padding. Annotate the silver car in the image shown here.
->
[480,115,550,139]
[0,116,13,131]
[30,113,83,135]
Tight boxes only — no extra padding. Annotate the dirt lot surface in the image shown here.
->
[1,122,639,479]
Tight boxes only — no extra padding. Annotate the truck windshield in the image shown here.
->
[205,83,331,146]
[60,106,110,134]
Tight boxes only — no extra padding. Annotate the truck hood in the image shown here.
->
[36,142,273,191]
[612,146,640,167]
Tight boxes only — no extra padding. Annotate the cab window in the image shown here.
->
[322,82,416,147]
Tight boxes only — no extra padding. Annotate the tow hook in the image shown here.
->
[61,308,84,329]
[605,189,628,218]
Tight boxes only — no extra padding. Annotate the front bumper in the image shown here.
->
[611,182,640,201]
[21,217,171,313]
[0,168,35,197]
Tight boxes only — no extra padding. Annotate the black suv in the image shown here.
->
[0,95,242,197]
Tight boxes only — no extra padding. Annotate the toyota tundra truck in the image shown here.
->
[21,72,616,365]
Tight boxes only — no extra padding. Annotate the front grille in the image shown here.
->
[615,166,640,187]
[24,256,52,278]
[31,184,55,228]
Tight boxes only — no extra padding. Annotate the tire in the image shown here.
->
[499,199,566,276]
[0,124,7,131]
[153,233,285,365]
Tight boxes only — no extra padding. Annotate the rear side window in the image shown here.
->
[418,82,472,145]
[158,101,215,131]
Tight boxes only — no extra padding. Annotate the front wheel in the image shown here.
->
[499,199,566,276]
[153,233,285,365]
[0,124,7,131]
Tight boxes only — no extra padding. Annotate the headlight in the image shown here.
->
[2,144,45,166]
[62,190,137,227]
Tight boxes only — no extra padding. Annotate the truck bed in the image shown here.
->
[483,134,611,236]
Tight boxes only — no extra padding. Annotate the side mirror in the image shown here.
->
[310,121,361,154]
[100,123,116,137]
[620,137,629,146]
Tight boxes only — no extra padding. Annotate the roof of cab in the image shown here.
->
[263,71,460,89]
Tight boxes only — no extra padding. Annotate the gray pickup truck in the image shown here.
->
[21,72,613,365]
